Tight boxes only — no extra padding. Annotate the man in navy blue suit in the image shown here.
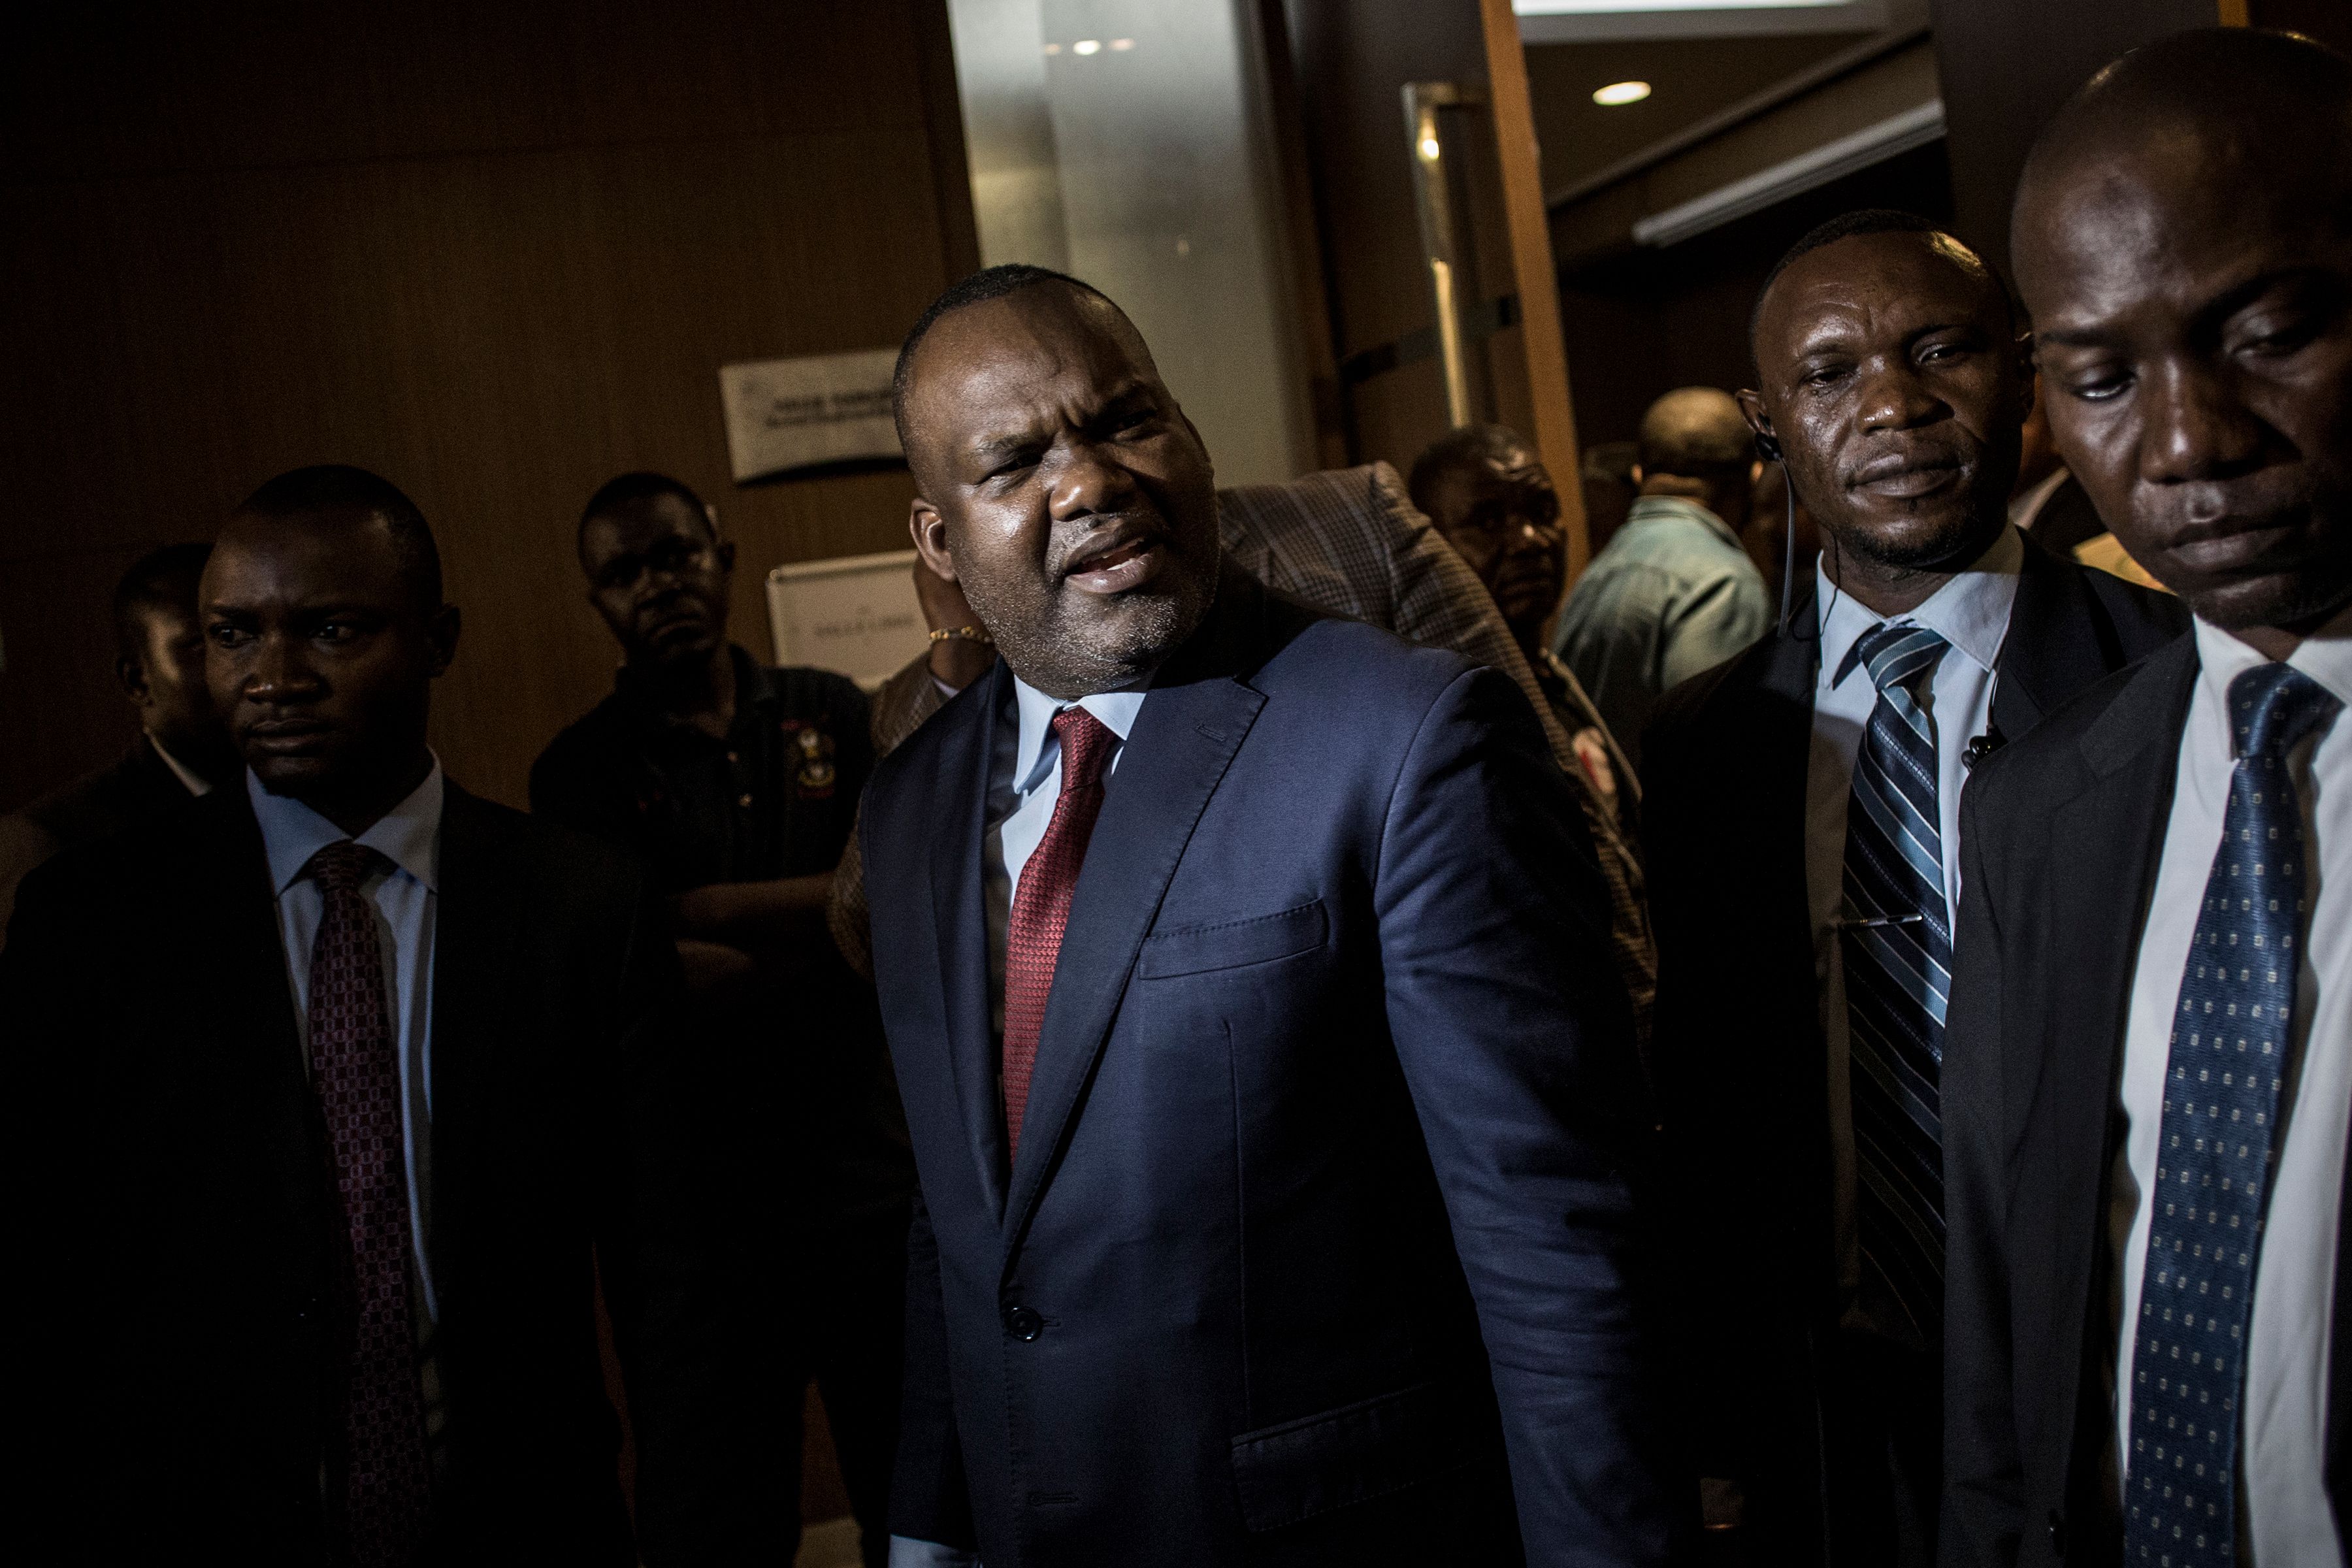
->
[864,263,1681,1568]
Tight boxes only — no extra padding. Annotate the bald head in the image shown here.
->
[1637,388,1752,479]
[2015,29,2352,635]
[2020,29,2352,248]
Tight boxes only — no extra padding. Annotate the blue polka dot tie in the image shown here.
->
[1841,622,1953,1343]
[2124,662,2341,1567]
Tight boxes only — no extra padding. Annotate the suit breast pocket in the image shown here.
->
[1134,898,1328,979]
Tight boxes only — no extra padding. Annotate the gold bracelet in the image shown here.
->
[928,625,994,645]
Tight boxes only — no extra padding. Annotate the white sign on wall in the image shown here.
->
[766,548,928,689]
[719,347,902,482]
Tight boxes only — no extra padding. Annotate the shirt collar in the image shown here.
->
[1010,676,1147,796]
[1625,494,1741,549]
[2191,601,2352,719]
[2008,465,2070,531]
[1818,523,2025,690]
[248,756,445,897]
[146,732,214,796]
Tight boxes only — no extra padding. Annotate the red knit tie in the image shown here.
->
[1002,707,1117,1157]
[304,840,433,1565]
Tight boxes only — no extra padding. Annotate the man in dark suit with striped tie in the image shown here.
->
[4,466,742,1563]
[1640,212,2185,1565]
[1943,31,2352,1567]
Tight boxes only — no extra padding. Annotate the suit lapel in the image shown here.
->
[1990,538,2115,742]
[195,792,333,1249]
[428,785,522,1307]
[2034,636,2197,1492]
[1000,587,1269,1261]
[930,661,1017,1219]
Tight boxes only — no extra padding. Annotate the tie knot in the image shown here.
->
[304,839,391,893]
[1051,705,1118,791]
[2229,662,2342,761]
[1847,622,1950,695]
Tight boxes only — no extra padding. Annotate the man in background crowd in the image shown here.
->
[1945,30,2352,1566]
[531,471,911,1568]
[1553,385,1773,770]
[1412,421,1634,823]
[7,465,734,1563]
[0,542,239,941]
[1642,210,2183,1566]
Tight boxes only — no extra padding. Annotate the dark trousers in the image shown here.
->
[742,1207,910,1568]
[1821,1331,1940,1568]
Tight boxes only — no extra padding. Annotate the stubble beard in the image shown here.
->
[966,571,1213,699]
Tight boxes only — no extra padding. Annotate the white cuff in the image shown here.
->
[888,1535,981,1568]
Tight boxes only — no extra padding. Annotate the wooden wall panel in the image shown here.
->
[1925,0,2224,280]
[1,0,975,811]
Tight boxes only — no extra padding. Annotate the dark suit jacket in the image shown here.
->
[3,783,734,1565]
[1941,634,2352,1566]
[0,736,197,943]
[1639,537,2187,1563]
[862,564,1680,1567]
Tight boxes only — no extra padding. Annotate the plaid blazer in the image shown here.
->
[833,463,1656,1042]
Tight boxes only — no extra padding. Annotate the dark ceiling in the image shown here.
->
[1523,31,1876,197]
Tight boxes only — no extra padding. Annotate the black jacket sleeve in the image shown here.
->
[890,1183,977,1549]
[1940,789,2027,1567]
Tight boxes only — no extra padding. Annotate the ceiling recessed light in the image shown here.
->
[1593,80,1653,106]
[1418,135,1442,161]
[1073,38,1102,56]
[1109,37,1135,51]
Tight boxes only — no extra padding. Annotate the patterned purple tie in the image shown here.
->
[304,840,433,1565]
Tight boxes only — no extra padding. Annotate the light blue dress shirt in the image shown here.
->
[889,680,1147,1568]
[248,760,444,1324]
[1803,525,2021,1338]
[979,677,1149,1034]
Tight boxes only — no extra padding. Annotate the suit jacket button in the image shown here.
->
[1004,1305,1043,1341]
[2047,1509,2066,1555]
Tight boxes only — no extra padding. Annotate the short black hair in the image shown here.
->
[112,541,211,661]
[1748,208,2010,363]
[1407,423,1538,516]
[890,263,1119,449]
[233,464,443,611]
[578,470,713,561]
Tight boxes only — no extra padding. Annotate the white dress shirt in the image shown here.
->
[979,676,1149,1030]
[250,759,449,1462]
[2108,610,2352,1567]
[1806,525,2023,1320]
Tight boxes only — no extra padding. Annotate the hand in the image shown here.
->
[674,938,757,998]
[1569,727,1620,819]
[913,555,994,691]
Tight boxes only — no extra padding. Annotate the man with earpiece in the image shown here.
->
[1636,208,2185,1568]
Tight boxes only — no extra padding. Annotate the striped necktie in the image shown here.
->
[2123,662,2340,1567]
[1840,621,1953,1343]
